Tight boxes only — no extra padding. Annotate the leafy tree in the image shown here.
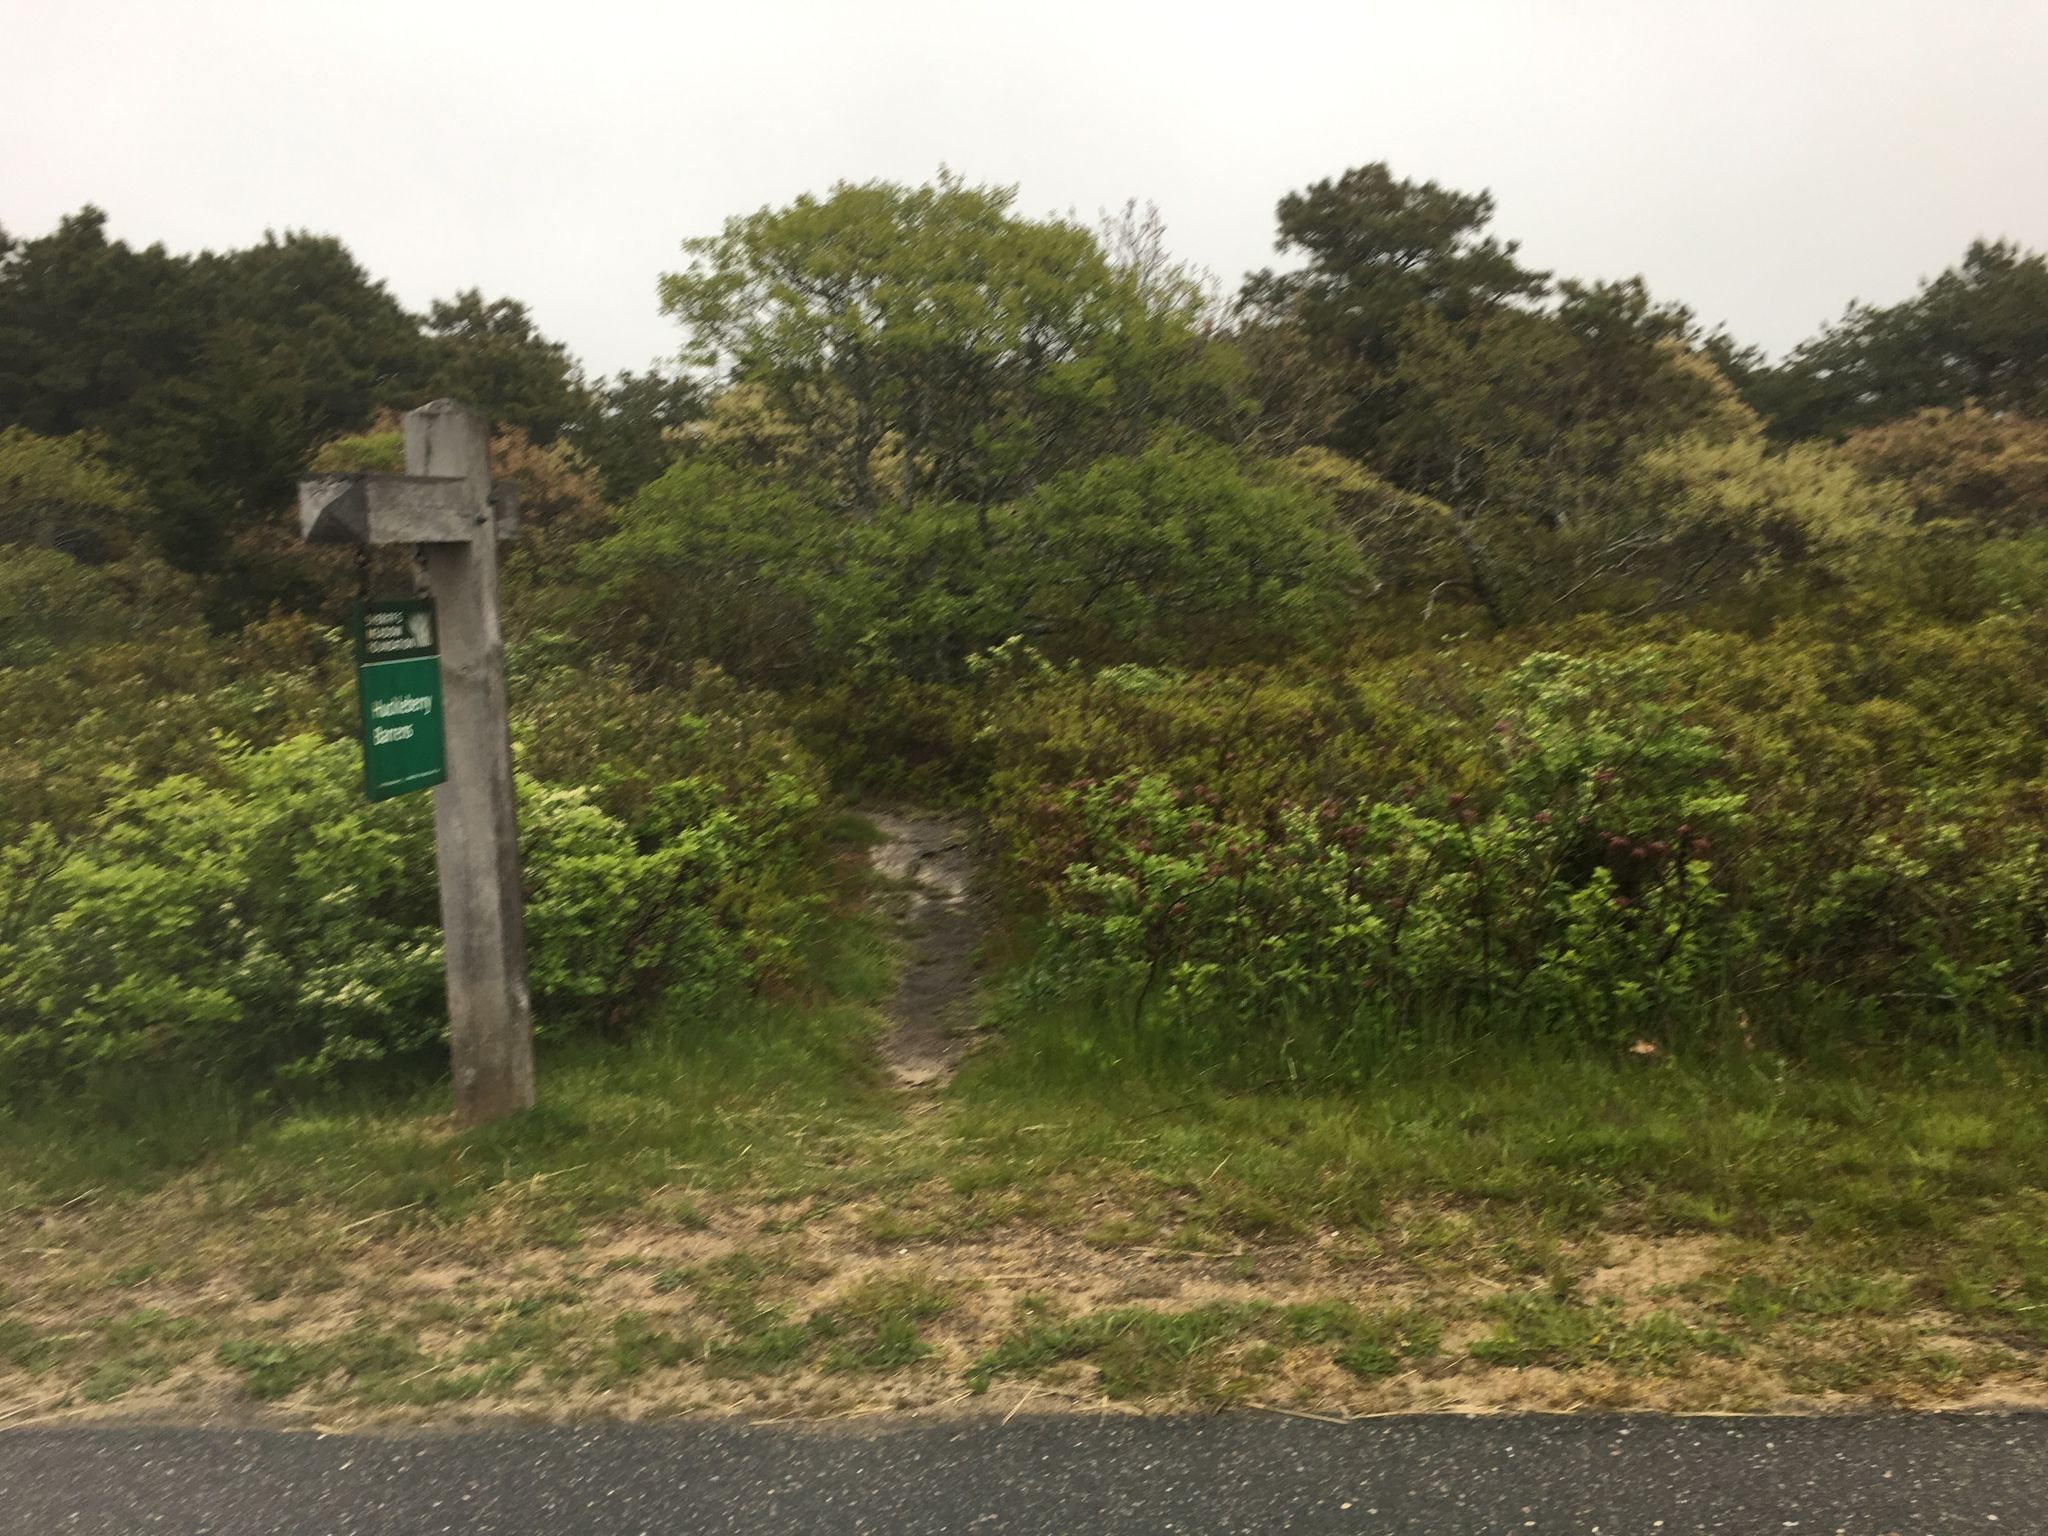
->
[659,171,1230,520]
[1840,407,2048,533]
[1291,278,1753,624]
[568,367,704,502]
[0,426,149,560]
[1377,280,1733,511]
[1239,162,1550,459]
[424,289,587,443]
[0,209,200,443]
[1235,165,1795,627]
[997,435,1363,665]
[0,209,425,592]
[581,458,828,685]
[1755,240,2048,437]
[586,434,1360,684]
[0,209,602,618]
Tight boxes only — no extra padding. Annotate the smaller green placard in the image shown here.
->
[353,598,447,802]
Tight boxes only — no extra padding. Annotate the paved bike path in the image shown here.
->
[4,1412,2042,1533]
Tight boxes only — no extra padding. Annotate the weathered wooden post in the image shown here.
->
[298,400,535,1125]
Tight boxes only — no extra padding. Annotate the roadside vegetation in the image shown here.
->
[3,164,2047,1423]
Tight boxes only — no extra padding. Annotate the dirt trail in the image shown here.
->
[865,808,983,1089]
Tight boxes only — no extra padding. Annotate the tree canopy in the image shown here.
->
[3,166,2044,665]
[1751,239,2048,437]
[659,171,1232,519]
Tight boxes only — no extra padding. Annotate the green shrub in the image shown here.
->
[581,435,1363,693]
[0,728,826,1095]
[1018,653,1743,1052]
[0,615,350,844]
[994,611,2048,1062]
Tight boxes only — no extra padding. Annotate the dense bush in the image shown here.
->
[0,615,351,844]
[0,728,826,1094]
[582,436,1361,686]
[8,171,2048,1104]
[991,609,2048,1063]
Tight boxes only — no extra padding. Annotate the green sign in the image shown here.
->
[353,598,447,801]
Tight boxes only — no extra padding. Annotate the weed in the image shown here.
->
[1277,1302,1442,1379]
[600,1313,700,1385]
[815,1271,959,1373]
[0,1312,74,1374]
[79,1361,152,1402]
[1469,1292,1739,1373]
[967,1303,1268,1402]
[215,1325,421,1402]
[214,1338,335,1400]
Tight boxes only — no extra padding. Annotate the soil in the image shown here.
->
[864,808,984,1090]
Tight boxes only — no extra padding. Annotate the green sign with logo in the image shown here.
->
[353,598,447,801]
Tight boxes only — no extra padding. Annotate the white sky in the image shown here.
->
[4,0,2045,377]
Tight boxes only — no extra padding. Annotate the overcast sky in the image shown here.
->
[4,1,2044,378]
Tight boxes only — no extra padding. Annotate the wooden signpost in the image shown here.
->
[298,400,535,1125]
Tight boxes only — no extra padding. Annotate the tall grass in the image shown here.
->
[946,991,2048,1247]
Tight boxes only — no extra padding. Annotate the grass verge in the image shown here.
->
[5,974,2048,1422]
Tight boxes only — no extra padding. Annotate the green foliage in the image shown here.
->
[0,736,445,1088]
[813,1272,958,1373]
[991,608,2048,1063]
[998,435,1363,665]
[421,289,586,445]
[5,171,2047,1125]
[216,1325,422,1401]
[1608,430,1914,613]
[0,427,199,665]
[966,1301,1267,1400]
[585,436,1360,685]
[567,368,703,503]
[0,546,195,668]
[1841,407,2048,535]
[1012,652,1744,1052]
[1231,162,1912,631]
[1468,1293,1738,1373]
[1276,1301,1442,1379]
[0,207,588,618]
[579,458,831,683]
[308,427,404,474]
[1754,239,2048,437]
[0,707,828,1095]
[966,1297,1440,1399]
[0,425,149,560]
[0,615,349,842]
[0,209,425,590]
[660,170,1232,515]
[1240,162,1550,449]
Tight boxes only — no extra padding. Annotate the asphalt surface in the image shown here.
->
[2,1413,2042,1534]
